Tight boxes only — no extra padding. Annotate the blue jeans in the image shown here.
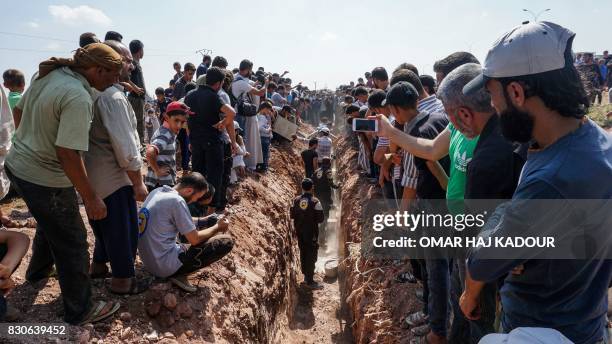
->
[260,136,271,170]
[425,258,451,337]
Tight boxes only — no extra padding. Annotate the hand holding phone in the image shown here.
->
[352,118,378,132]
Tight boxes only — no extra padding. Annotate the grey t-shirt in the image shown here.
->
[137,185,196,277]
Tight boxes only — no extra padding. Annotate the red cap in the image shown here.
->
[166,101,194,115]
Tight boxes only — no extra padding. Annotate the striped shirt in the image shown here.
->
[400,110,430,189]
[316,135,333,161]
[418,94,446,115]
[145,126,177,188]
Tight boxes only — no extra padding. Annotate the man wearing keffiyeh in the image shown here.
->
[4,43,124,325]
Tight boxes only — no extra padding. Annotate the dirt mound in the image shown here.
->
[3,139,307,343]
[336,136,421,344]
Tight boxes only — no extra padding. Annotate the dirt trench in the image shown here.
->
[2,133,352,344]
[335,136,422,344]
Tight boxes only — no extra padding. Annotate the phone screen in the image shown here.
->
[353,118,377,132]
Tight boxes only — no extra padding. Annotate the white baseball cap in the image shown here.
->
[463,21,575,95]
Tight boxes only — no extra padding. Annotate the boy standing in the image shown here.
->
[2,69,25,113]
[301,138,319,178]
[145,101,190,191]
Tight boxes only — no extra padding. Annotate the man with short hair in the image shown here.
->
[290,178,325,288]
[138,172,234,292]
[196,55,211,78]
[272,85,287,107]
[127,39,146,146]
[212,56,228,69]
[173,62,196,101]
[185,67,238,211]
[79,32,100,47]
[371,67,389,90]
[420,75,437,96]
[353,86,369,107]
[433,51,479,84]
[459,21,611,344]
[104,31,123,42]
[231,59,267,132]
[381,81,451,343]
[6,43,123,324]
[301,138,319,178]
[86,40,149,295]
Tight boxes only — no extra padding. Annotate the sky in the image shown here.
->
[1,0,609,94]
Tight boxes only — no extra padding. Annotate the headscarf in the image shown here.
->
[37,43,122,79]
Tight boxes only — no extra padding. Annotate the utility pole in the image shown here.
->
[522,8,551,22]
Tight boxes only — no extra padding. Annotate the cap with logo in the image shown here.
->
[463,21,575,95]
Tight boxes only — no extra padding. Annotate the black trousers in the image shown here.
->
[173,235,234,276]
[89,186,138,278]
[6,167,92,324]
[297,228,319,282]
[190,139,224,209]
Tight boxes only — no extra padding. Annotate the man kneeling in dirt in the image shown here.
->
[138,172,234,292]
[290,178,325,289]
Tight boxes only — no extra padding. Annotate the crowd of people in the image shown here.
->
[0,28,340,326]
[0,19,610,344]
[332,21,611,344]
[575,51,612,105]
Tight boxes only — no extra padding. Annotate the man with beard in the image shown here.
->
[85,40,150,295]
[6,43,123,324]
[138,173,234,292]
[459,22,611,344]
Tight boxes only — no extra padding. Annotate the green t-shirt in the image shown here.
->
[446,123,479,201]
[7,91,21,111]
[6,67,94,188]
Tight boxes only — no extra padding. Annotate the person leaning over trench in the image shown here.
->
[5,43,123,324]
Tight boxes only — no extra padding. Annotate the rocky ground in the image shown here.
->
[0,132,344,344]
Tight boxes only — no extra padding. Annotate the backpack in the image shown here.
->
[232,76,258,117]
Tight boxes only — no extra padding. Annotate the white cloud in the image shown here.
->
[320,32,338,41]
[48,5,112,26]
[480,11,489,18]
[27,21,40,28]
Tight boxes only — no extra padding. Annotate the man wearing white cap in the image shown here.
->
[458,21,612,344]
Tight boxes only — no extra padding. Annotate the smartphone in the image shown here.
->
[352,118,378,132]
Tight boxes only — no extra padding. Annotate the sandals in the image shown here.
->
[402,311,428,328]
[107,277,152,295]
[410,323,431,337]
[409,335,431,344]
[169,275,197,293]
[78,300,120,325]
[395,271,417,284]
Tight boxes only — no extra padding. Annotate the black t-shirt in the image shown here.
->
[465,115,525,200]
[184,85,224,144]
[129,60,145,98]
[173,78,188,101]
[156,98,171,122]
[301,149,318,177]
[410,111,450,200]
